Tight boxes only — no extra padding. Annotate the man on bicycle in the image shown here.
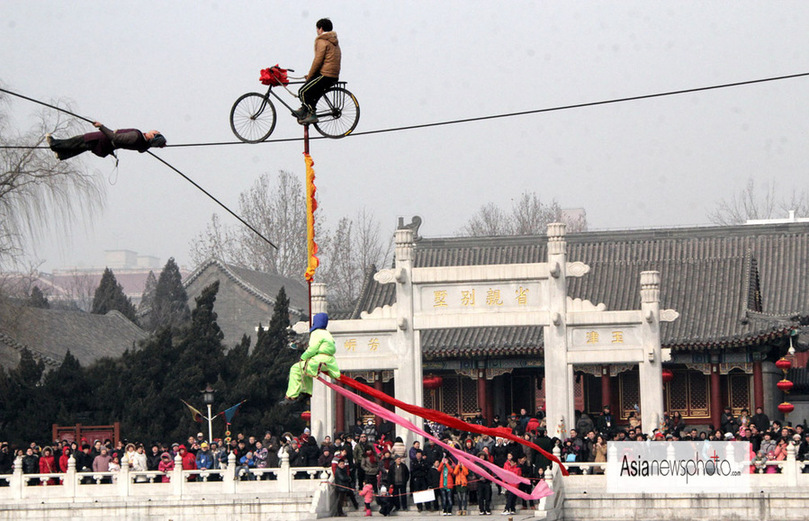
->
[292,18,341,125]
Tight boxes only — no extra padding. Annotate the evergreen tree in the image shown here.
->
[28,285,50,308]
[1,348,48,443]
[149,258,190,332]
[91,268,137,322]
[164,281,226,440]
[138,270,157,312]
[43,351,91,425]
[229,287,303,435]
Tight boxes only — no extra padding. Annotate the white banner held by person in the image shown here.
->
[606,441,750,493]
[412,489,436,504]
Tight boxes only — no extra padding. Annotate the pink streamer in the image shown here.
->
[318,376,553,501]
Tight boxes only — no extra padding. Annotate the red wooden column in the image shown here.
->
[374,374,384,427]
[485,378,494,426]
[710,364,722,430]
[477,373,487,422]
[335,391,345,434]
[753,360,764,410]
[601,366,612,409]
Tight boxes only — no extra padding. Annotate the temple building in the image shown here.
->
[317,218,809,438]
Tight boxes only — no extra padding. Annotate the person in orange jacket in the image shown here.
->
[437,455,455,515]
[453,461,470,515]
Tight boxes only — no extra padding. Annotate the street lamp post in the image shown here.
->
[201,385,216,444]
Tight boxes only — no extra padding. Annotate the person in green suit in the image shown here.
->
[283,313,341,402]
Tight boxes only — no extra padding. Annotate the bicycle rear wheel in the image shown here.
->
[230,93,277,143]
[313,86,360,139]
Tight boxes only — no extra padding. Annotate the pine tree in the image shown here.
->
[229,287,303,435]
[165,281,226,440]
[139,270,157,312]
[149,258,190,332]
[28,285,50,308]
[91,268,137,322]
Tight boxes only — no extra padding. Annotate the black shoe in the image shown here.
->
[291,106,308,119]
[278,396,296,405]
[299,112,319,125]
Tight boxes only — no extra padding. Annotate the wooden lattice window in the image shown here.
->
[728,371,751,415]
[665,369,709,419]
[619,371,639,420]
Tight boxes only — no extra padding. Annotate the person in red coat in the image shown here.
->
[178,444,197,481]
[38,447,58,485]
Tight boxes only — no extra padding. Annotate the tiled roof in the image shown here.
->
[0,303,147,368]
[421,326,543,359]
[352,222,809,358]
[183,258,308,314]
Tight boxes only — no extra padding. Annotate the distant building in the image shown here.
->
[0,301,147,371]
[183,258,308,348]
[4,250,189,310]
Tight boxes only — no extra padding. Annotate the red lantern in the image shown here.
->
[775,357,793,372]
[778,402,795,414]
[661,369,674,384]
[301,411,311,422]
[423,376,443,390]
[777,379,794,393]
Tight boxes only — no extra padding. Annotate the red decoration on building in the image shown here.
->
[661,369,674,384]
[775,357,793,372]
[778,402,795,414]
[423,376,443,389]
[777,379,794,393]
[301,411,311,422]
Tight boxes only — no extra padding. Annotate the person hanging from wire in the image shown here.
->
[46,121,166,161]
[281,312,341,404]
[291,18,341,125]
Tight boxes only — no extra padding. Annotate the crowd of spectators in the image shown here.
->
[2,405,808,516]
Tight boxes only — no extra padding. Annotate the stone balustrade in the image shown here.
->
[0,450,332,503]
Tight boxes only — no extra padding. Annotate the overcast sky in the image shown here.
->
[3,1,809,272]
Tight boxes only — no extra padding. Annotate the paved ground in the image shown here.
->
[332,501,539,520]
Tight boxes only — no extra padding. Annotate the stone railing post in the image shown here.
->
[11,455,23,499]
[785,442,798,487]
[545,222,571,439]
[278,449,292,493]
[65,454,78,498]
[172,453,183,496]
[118,456,129,496]
[639,271,664,434]
[224,452,237,493]
[606,443,618,479]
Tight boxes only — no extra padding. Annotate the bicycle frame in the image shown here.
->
[262,81,347,117]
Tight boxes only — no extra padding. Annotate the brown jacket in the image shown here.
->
[307,31,341,79]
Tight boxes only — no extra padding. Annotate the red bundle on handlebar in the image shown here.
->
[260,65,289,86]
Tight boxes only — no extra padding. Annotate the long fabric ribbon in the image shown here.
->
[304,153,319,282]
[337,374,568,476]
[318,376,553,501]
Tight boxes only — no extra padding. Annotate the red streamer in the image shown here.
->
[337,374,568,476]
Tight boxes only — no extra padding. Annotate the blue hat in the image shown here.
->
[310,313,329,332]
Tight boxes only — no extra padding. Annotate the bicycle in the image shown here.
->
[230,65,360,142]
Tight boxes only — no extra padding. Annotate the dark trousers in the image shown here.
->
[478,482,492,513]
[298,75,338,111]
[390,483,407,510]
[49,135,91,160]
[411,477,427,511]
[439,488,453,513]
[505,490,517,512]
[335,490,347,515]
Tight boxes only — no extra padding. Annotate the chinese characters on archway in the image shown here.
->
[421,284,540,313]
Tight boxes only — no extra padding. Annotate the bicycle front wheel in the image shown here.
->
[313,87,360,139]
[230,93,277,143]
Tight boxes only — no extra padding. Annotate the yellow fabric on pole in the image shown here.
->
[304,153,319,282]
